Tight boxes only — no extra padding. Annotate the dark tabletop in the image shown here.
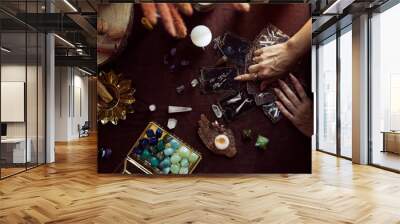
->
[98,3,312,174]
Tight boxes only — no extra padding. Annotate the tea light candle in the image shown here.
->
[190,25,212,48]
[214,134,230,150]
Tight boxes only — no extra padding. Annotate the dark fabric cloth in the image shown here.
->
[98,4,311,173]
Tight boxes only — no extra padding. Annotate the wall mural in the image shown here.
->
[97,3,312,174]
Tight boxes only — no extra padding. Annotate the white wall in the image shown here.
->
[54,66,89,141]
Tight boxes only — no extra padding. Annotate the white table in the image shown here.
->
[1,138,31,163]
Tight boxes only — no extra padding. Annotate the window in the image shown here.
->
[370,2,400,171]
[339,27,352,158]
[317,36,337,154]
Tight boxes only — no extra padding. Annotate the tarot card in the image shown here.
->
[245,24,290,79]
[214,33,251,68]
[218,91,255,121]
[262,102,281,124]
[254,90,276,106]
[199,67,240,93]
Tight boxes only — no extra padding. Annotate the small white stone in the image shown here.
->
[167,118,178,130]
[168,106,192,114]
[149,104,156,112]
[191,79,199,87]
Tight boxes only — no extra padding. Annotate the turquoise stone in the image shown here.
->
[178,146,190,158]
[150,157,159,168]
[180,158,189,168]
[188,152,199,163]
[170,153,181,164]
[140,149,151,161]
[162,167,170,174]
[156,140,165,152]
[163,147,174,156]
[170,139,180,150]
[179,167,189,174]
[171,164,180,174]
[255,135,269,150]
[159,158,171,169]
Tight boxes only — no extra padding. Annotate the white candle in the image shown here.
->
[214,134,230,150]
[190,25,212,48]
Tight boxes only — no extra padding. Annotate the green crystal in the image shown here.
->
[163,147,174,156]
[162,167,170,174]
[255,135,269,150]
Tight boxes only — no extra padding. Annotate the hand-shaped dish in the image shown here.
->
[197,114,237,158]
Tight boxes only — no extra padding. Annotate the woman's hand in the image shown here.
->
[274,74,313,137]
[235,42,298,89]
[141,3,250,39]
[234,19,311,91]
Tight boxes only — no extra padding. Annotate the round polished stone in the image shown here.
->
[170,139,180,150]
[133,147,143,155]
[178,146,190,158]
[149,137,158,146]
[156,140,165,152]
[156,152,165,161]
[163,135,173,143]
[146,129,155,138]
[139,138,149,148]
[140,149,151,161]
[179,167,189,174]
[170,153,182,164]
[156,128,163,138]
[180,158,189,167]
[171,164,180,174]
[163,147,174,156]
[188,152,199,163]
[150,157,159,168]
[162,167,170,174]
[159,158,171,169]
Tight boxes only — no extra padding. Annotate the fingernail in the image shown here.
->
[234,76,241,80]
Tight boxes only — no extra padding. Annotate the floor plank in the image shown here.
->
[1,135,400,224]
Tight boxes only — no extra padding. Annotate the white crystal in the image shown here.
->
[168,106,192,114]
[191,79,199,87]
[149,104,156,112]
[167,118,178,130]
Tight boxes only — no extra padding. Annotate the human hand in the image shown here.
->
[141,3,250,39]
[274,74,313,137]
[234,42,299,90]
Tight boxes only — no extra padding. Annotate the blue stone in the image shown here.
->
[149,137,158,145]
[164,147,174,156]
[156,128,163,138]
[133,147,143,155]
[180,158,189,167]
[146,129,155,138]
[170,139,180,150]
[139,138,149,148]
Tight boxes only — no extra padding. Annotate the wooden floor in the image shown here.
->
[1,135,400,224]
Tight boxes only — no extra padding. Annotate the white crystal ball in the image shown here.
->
[190,25,212,48]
